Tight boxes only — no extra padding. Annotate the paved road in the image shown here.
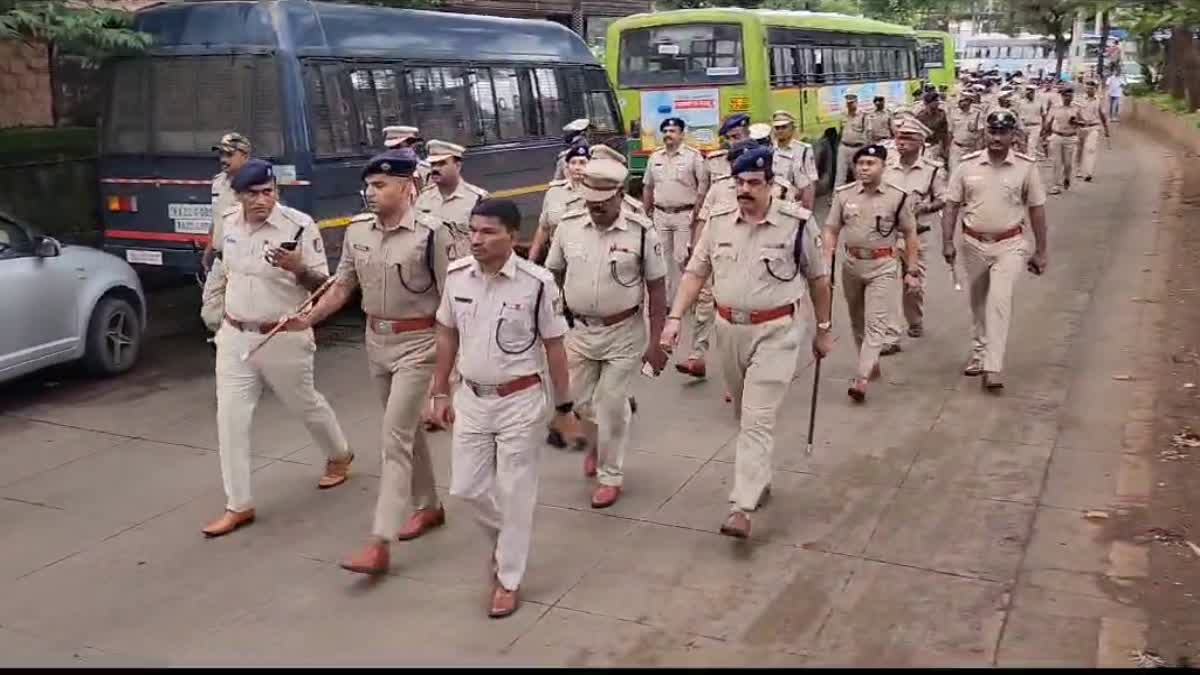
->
[0,129,1173,666]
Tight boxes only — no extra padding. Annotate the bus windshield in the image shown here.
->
[102,55,284,157]
[618,23,744,88]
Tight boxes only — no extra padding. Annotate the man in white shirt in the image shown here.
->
[1105,71,1126,121]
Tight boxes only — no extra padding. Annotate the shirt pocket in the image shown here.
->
[758,245,795,281]
[390,242,436,294]
[607,246,642,288]
[1002,182,1024,206]
[494,301,536,354]
[711,246,738,282]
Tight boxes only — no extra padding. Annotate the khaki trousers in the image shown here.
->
[885,234,927,344]
[687,277,715,360]
[449,385,543,592]
[961,234,1029,373]
[200,258,227,332]
[366,328,439,540]
[567,316,645,487]
[842,257,899,379]
[837,143,860,184]
[652,209,693,295]
[215,325,348,512]
[1049,134,1077,188]
[718,314,801,512]
[1024,124,1043,158]
[1075,126,1100,178]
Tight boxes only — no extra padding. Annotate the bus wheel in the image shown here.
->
[813,133,837,197]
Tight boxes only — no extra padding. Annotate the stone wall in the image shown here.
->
[0,41,53,129]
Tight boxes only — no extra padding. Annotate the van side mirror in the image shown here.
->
[34,235,61,258]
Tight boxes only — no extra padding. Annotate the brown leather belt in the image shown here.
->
[1051,131,1077,137]
[841,141,864,147]
[954,140,974,147]
[573,305,640,328]
[845,244,895,260]
[224,314,280,334]
[715,303,794,325]
[463,374,541,398]
[963,224,1022,243]
[654,203,694,214]
[368,315,436,334]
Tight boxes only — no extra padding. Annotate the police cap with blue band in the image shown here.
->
[718,113,751,138]
[731,146,773,176]
[362,148,419,180]
[564,141,591,160]
[659,116,686,132]
[852,144,888,164]
[231,159,274,192]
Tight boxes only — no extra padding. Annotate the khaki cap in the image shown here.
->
[770,110,796,127]
[894,117,931,140]
[563,118,591,133]
[212,132,250,154]
[426,139,465,163]
[382,125,419,148]
[579,158,627,202]
[588,143,627,166]
[748,123,773,141]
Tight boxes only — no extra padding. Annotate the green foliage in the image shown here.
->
[0,126,95,163]
[0,1,150,64]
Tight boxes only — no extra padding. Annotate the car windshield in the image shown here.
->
[1122,63,1141,76]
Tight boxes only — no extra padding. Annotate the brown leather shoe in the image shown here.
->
[488,585,520,618]
[318,451,354,489]
[963,357,984,377]
[880,343,902,356]
[396,506,446,541]
[907,324,924,338]
[675,357,707,378]
[583,447,598,478]
[340,540,390,575]
[719,511,752,539]
[202,508,255,538]
[982,371,1005,391]
[847,378,868,403]
[591,484,622,509]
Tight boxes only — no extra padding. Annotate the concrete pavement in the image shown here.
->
[0,129,1173,666]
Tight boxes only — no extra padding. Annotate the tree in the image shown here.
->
[1004,0,1090,79]
[0,1,150,65]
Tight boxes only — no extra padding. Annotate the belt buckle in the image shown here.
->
[374,319,393,334]
[730,309,751,324]
[472,382,499,397]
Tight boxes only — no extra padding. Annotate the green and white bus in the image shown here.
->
[917,29,957,90]
[606,8,924,193]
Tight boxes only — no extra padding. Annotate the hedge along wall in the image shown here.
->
[0,127,100,245]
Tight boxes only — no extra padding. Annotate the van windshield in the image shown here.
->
[103,55,284,157]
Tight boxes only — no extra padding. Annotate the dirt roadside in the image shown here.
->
[1144,137,1200,666]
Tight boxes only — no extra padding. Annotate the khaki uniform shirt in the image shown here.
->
[210,172,237,251]
[538,179,583,244]
[705,150,731,180]
[865,108,894,143]
[1077,95,1104,126]
[551,151,568,182]
[544,209,667,317]
[335,209,450,320]
[840,110,870,145]
[824,180,918,252]
[698,175,796,223]
[884,155,946,232]
[1046,102,1081,135]
[773,140,817,192]
[436,253,569,384]
[644,144,709,208]
[1015,96,1043,127]
[623,195,646,216]
[950,106,984,147]
[415,180,489,260]
[687,198,826,310]
[221,203,328,323]
[947,150,1047,233]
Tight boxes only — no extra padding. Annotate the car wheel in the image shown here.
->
[83,296,142,376]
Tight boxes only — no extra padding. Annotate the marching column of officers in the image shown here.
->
[195,83,1071,617]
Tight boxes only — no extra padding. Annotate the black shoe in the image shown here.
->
[628,396,638,415]
[1084,176,1093,182]
[880,343,902,356]
[1064,179,1071,191]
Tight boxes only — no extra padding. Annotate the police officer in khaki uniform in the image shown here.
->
[200,133,252,335]
[1044,85,1081,194]
[416,140,490,260]
[1016,85,1045,159]
[882,119,946,351]
[529,141,589,264]
[675,114,752,381]
[288,150,451,574]
[943,109,1049,390]
[430,199,576,619]
[661,147,834,539]
[866,96,894,144]
[1074,81,1110,182]
[947,93,984,176]
[551,118,591,181]
[587,143,647,217]
[545,158,669,509]
[823,145,920,402]
[770,110,818,210]
[382,125,430,187]
[838,93,870,184]
[642,117,709,294]
[202,159,353,538]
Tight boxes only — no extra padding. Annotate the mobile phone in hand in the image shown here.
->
[280,241,298,251]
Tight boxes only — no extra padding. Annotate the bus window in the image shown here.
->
[797,47,813,84]
[144,55,283,157]
[617,23,743,87]
[406,66,475,147]
[304,62,357,157]
[833,48,851,82]
[531,68,565,136]
[769,45,797,87]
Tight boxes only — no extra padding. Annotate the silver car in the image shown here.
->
[0,211,147,384]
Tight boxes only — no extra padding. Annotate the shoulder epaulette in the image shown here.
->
[834,182,857,192]
[419,183,438,194]
[414,211,440,230]
[921,155,946,170]
[222,205,241,219]
[776,199,810,221]
[515,256,555,284]
[709,203,738,219]
[773,145,794,158]
[350,212,375,224]
[560,205,589,222]
[712,174,734,184]
[961,150,985,161]
[277,205,313,229]
[622,194,645,214]
[705,149,728,160]
[882,181,907,195]
[1012,150,1036,162]
[556,148,569,159]
[624,210,653,229]
[212,172,225,182]
[548,178,570,188]
[463,182,489,198]
[447,257,473,274]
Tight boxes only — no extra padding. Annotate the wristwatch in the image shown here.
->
[816,320,832,331]
[555,401,574,414]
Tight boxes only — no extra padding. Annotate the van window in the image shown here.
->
[407,66,476,147]
[531,68,566,136]
[304,62,357,157]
